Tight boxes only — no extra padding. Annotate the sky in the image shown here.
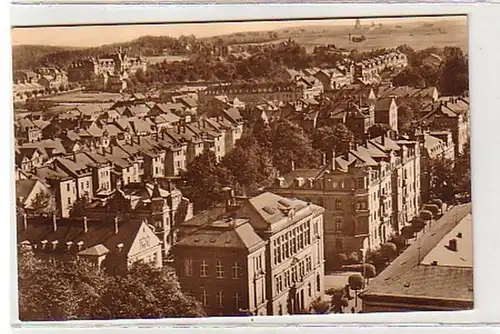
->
[11,16,465,48]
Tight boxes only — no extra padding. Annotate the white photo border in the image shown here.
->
[4,2,500,332]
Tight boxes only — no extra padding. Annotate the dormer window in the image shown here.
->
[66,241,73,252]
[41,240,48,250]
[51,240,58,250]
[77,241,84,251]
[117,243,124,253]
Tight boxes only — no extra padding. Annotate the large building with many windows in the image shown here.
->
[267,135,420,268]
[173,192,326,316]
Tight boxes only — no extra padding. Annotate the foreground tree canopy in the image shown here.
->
[18,249,205,321]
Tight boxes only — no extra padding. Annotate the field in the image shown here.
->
[228,19,468,53]
[41,91,124,103]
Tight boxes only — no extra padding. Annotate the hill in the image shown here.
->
[12,35,189,71]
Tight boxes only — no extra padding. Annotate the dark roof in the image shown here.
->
[176,219,265,251]
[16,179,39,200]
[361,203,473,302]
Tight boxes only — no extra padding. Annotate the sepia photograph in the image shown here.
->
[11,14,471,321]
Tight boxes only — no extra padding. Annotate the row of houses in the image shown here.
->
[13,67,70,102]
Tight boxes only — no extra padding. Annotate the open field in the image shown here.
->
[228,19,468,53]
[41,91,124,103]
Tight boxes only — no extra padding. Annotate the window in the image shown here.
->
[232,261,241,279]
[66,183,70,191]
[200,260,208,277]
[201,289,208,306]
[185,259,193,276]
[233,292,241,310]
[67,198,71,205]
[308,283,312,297]
[86,181,89,189]
[216,260,224,278]
[217,291,224,308]
[335,199,342,210]
[316,274,321,292]
[335,218,342,231]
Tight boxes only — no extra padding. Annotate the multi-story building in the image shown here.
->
[17,215,162,275]
[374,97,398,132]
[175,192,326,316]
[68,49,147,83]
[268,135,420,266]
[199,82,304,107]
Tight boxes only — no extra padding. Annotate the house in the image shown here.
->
[16,178,54,215]
[15,118,42,143]
[268,135,421,267]
[85,182,193,258]
[360,203,473,312]
[18,216,162,275]
[175,192,326,316]
[374,97,398,132]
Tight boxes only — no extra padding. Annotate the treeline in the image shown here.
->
[180,118,354,212]
[393,45,468,96]
[18,249,205,321]
[12,35,225,71]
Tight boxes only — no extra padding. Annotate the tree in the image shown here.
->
[270,119,320,174]
[454,138,471,202]
[419,210,433,221]
[328,288,349,314]
[309,298,330,314]
[397,104,415,135]
[367,123,392,139]
[18,248,109,321]
[221,137,274,195]
[181,149,233,212]
[411,216,426,232]
[348,274,365,307]
[428,157,457,203]
[401,226,416,240]
[29,190,55,216]
[392,67,425,88]
[95,263,205,319]
[439,52,468,96]
[422,203,441,217]
[361,263,377,285]
[312,124,353,155]
[380,242,398,262]
[69,193,91,217]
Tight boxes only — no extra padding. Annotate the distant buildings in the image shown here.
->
[360,203,473,312]
[174,192,326,316]
[68,48,147,84]
[13,67,69,102]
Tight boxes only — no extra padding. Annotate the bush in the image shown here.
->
[419,210,433,221]
[348,274,365,291]
[430,198,443,207]
[310,298,330,314]
[411,217,426,232]
[380,242,398,261]
[423,203,441,217]
[361,263,377,281]
[402,226,415,240]
[326,286,345,296]
[388,234,406,252]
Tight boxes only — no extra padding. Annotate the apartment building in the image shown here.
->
[268,135,420,267]
[175,192,326,316]
[18,215,162,275]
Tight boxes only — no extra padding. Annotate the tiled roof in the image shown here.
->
[16,179,39,201]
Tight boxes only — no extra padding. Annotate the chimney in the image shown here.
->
[330,150,336,171]
[381,135,386,146]
[101,146,106,156]
[291,160,295,171]
[114,216,119,234]
[343,150,349,161]
[322,153,327,166]
[83,216,88,233]
[52,213,57,232]
[448,238,457,252]
[22,213,28,231]
[177,125,181,134]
